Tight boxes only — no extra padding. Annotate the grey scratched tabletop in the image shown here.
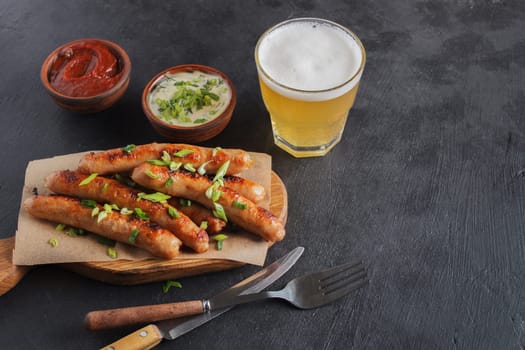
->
[1,1,524,349]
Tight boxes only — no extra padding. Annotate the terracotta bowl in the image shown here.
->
[142,64,236,143]
[40,38,131,114]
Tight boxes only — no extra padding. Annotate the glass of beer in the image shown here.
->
[255,18,366,157]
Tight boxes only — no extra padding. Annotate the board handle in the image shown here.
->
[100,324,163,350]
[0,236,32,296]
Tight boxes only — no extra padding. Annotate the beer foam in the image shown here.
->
[256,19,364,101]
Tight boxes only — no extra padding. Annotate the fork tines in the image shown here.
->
[319,261,368,297]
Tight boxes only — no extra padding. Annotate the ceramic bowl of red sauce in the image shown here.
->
[40,38,131,113]
[142,64,236,143]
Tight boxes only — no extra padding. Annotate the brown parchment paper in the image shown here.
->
[13,151,272,266]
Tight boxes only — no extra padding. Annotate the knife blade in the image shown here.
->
[98,247,304,350]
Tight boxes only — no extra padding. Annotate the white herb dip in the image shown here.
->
[148,71,232,126]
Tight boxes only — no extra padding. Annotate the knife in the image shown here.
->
[96,247,304,349]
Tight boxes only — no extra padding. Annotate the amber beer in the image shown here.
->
[255,18,366,157]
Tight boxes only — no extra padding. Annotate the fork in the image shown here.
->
[214,260,368,310]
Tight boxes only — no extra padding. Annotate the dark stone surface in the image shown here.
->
[1,0,525,349]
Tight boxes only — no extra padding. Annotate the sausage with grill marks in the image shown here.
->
[45,170,209,253]
[24,195,182,259]
[131,163,285,242]
[77,143,253,176]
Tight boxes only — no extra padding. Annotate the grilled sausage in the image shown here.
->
[222,175,266,203]
[169,199,226,235]
[24,195,182,259]
[77,143,253,175]
[131,163,285,242]
[44,170,209,253]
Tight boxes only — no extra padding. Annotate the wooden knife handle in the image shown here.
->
[100,324,163,350]
[0,236,32,296]
[86,299,204,331]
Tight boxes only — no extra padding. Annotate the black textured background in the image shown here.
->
[1,1,525,349]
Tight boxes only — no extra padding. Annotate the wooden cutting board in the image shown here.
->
[0,172,287,296]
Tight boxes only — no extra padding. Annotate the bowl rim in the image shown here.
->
[40,38,132,100]
[141,64,237,132]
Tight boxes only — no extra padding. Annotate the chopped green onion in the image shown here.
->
[212,234,228,250]
[179,198,192,207]
[197,161,211,175]
[80,199,97,208]
[194,118,208,124]
[213,160,230,183]
[183,163,196,172]
[56,223,66,231]
[168,205,180,218]
[97,210,108,223]
[147,159,169,166]
[101,183,109,193]
[66,227,85,237]
[128,229,140,244]
[103,203,114,213]
[48,238,58,247]
[134,208,150,221]
[169,161,182,171]
[91,207,100,217]
[162,280,182,293]
[107,247,118,259]
[97,236,116,247]
[145,169,160,179]
[200,221,208,230]
[211,189,222,202]
[212,147,222,157]
[114,174,136,187]
[232,200,248,210]
[138,192,171,203]
[164,177,174,187]
[79,173,98,186]
[174,149,194,157]
[161,150,171,162]
[120,207,133,215]
[122,144,136,154]
[213,202,228,222]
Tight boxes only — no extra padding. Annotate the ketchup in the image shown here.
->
[49,40,124,97]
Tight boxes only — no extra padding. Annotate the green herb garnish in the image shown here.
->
[200,221,208,230]
[183,163,196,172]
[107,247,118,259]
[168,205,180,219]
[79,173,98,186]
[212,147,222,157]
[162,280,182,293]
[179,198,192,207]
[80,199,97,208]
[147,159,170,166]
[97,236,116,247]
[128,229,140,244]
[164,177,174,187]
[232,200,248,210]
[213,160,230,183]
[173,149,194,157]
[134,208,150,221]
[123,144,136,154]
[169,161,182,171]
[138,192,171,203]
[213,202,228,222]
[56,223,66,231]
[120,207,133,215]
[101,183,109,193]
[212,234,228,250]
[91,207,100,217]
[145,169,160,179]
[48,238,58,247]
